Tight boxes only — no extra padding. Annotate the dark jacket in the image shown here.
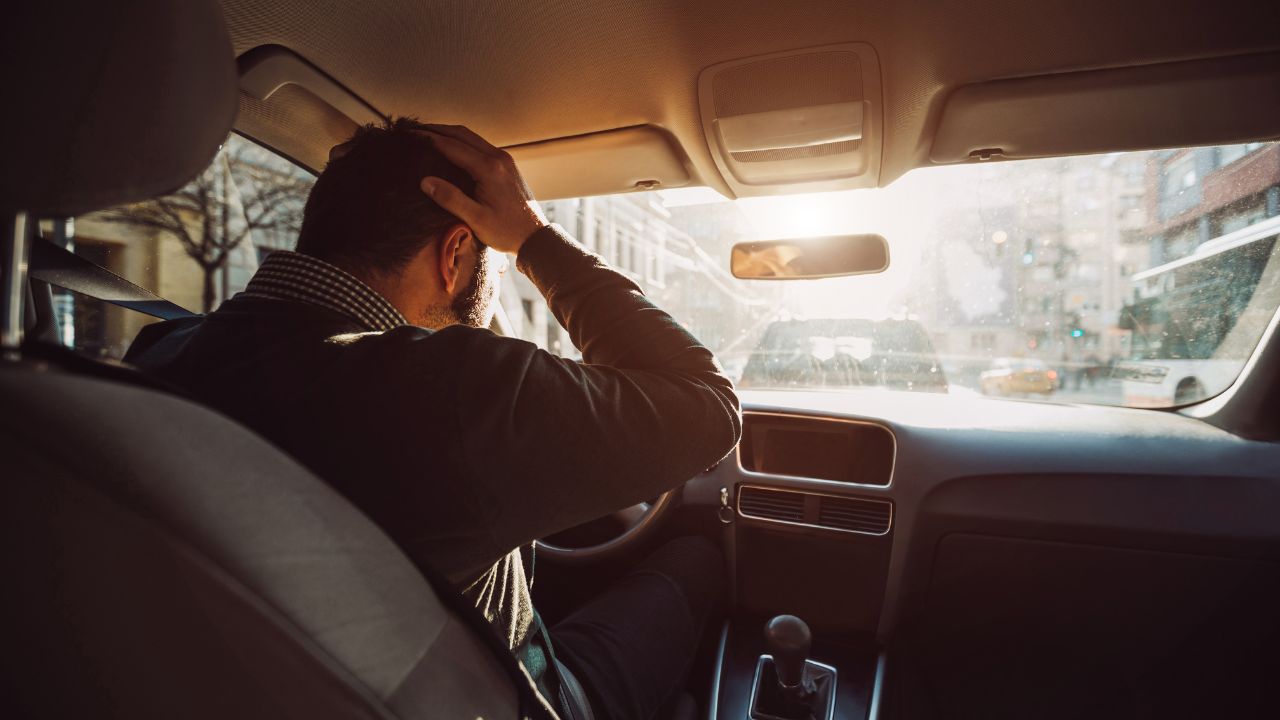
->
[125,225,742,654]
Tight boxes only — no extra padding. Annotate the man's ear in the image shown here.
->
[436,222,473,294]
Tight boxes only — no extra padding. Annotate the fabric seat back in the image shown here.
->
[0,364,524,719]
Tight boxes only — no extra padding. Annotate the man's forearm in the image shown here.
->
[516,224,721,372]
[456,223,742,550]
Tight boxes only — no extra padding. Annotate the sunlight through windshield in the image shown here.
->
[524,142,1280,408]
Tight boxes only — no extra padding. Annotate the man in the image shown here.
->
[126,119,742,720]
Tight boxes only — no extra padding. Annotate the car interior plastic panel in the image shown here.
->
[1187,266,1280,440]
[687,390,1280,718]
[931,51,1280,164]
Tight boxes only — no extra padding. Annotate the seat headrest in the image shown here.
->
[0,0,237,216]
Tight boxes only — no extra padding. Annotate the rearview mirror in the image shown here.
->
[730,234,889,280]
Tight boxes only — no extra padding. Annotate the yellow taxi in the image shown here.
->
[980,357,1058,397]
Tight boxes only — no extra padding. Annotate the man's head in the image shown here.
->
[296,117,506,329]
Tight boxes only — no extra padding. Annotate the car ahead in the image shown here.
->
[979,357,1057,397]
[739,318,948,393]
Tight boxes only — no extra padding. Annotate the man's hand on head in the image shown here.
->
[417,125,549,255]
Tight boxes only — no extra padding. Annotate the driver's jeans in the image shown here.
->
[550,535,724,720]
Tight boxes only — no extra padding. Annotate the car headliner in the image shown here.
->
[220,0,1280,197]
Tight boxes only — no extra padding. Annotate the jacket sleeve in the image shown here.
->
[450,224,742,551]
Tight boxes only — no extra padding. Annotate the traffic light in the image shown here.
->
[1070,328,1084,338]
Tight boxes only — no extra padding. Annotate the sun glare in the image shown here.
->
[658,167,979,321]
[733,180,941,319]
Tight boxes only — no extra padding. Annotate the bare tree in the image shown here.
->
[107,137,312,312]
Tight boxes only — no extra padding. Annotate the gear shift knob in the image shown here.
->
[764,615,812,689]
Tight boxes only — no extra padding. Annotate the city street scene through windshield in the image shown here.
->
[59,140,1280,410]
[528,141,1280,408]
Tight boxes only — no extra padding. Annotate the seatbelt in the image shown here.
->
[521,544,587,720]
[413,568,561,720]
[28,235,196,320]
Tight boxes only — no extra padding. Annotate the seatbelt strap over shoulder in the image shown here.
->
[28,235,196,320]
[527,611,592,720]
[413,567,560,720]
[554,658,596,720]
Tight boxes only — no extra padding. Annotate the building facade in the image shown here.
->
[911,150,1155,382]
[509,192,772,368]
[1144,142,1280,267]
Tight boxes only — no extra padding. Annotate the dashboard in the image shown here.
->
[687,389,1280,717]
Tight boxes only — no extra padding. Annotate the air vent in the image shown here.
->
[738,486,805,523]
[737,485,893,536]
[817,495,892,535]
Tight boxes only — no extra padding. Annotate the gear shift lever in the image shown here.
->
[752,615,836,720]
[764,615,812,693]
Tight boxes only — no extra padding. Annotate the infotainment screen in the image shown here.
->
[740,414,894,485]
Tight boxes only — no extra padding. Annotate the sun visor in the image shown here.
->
[236,45,383,171]
[931,52,1280,164]
[698,44,883,198]
[506,126,691,200]
[239,46,382,128]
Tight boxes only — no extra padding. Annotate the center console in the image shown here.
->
[698,411,895,719]
[710,614,884,720]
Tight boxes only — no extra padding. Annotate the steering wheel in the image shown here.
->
[534,490,679,564]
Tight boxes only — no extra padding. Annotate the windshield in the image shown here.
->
[524,142,1280,408]
[56,136,1279,409]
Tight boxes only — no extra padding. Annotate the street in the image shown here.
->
[951,377,1125,406]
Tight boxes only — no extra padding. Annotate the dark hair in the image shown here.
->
[295,117,476,275]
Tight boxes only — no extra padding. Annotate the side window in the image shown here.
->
[45,135,315,360]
